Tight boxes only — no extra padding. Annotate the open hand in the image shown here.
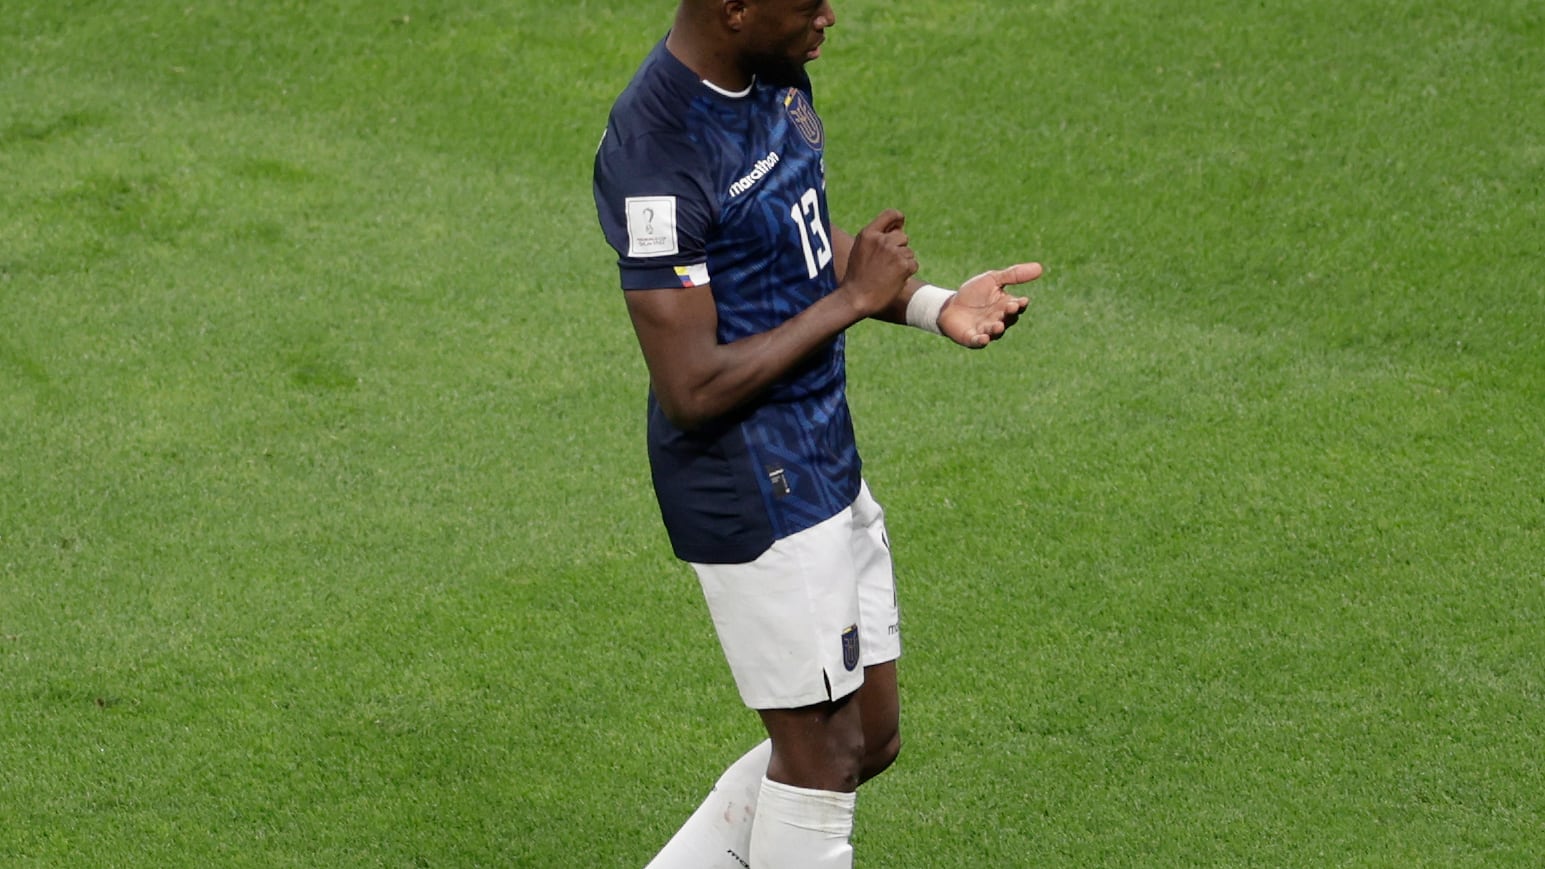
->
[938,263,1042,348]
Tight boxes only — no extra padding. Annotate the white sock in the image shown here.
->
[748,777,857,869]
[646,740,771,869]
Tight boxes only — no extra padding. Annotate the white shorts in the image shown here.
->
[690,481,902,710]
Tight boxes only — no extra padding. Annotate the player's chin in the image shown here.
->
[757,55,809,85]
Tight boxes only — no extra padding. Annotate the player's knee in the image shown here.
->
[862,727,901,783]
[880,727,902,769]
[829,725,868,791]
[766,725,866,792]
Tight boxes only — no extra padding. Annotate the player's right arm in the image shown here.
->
[626,210,917,431]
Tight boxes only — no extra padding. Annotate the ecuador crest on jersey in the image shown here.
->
[783,88,824,151]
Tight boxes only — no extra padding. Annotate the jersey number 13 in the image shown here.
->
[789,187,833,280]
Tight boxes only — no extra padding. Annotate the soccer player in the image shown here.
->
[593,2,1041,866]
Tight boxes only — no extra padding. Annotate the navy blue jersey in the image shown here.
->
[594,38,861,564]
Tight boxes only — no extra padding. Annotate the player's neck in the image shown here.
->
[666,23,752,93]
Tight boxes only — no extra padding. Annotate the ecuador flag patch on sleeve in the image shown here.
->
[673,263,710,288]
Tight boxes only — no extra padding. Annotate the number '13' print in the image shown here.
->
[789,187,833,279]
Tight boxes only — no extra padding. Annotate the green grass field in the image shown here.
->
[2,1,1541,865]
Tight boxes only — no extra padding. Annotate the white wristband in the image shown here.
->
[905,284,955,335]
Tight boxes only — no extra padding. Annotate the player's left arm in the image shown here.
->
[831,225,1042,349]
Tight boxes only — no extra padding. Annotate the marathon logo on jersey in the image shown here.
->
[841,625,860,672]
[783,88,824,151]
[625,195,678,258]
[729,151,780,198]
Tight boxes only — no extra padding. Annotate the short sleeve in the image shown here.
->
[594,127,717,291]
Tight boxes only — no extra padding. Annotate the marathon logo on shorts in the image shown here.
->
[841,624,860,672]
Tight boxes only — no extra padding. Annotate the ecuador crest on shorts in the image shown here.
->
[841,624,860,672]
